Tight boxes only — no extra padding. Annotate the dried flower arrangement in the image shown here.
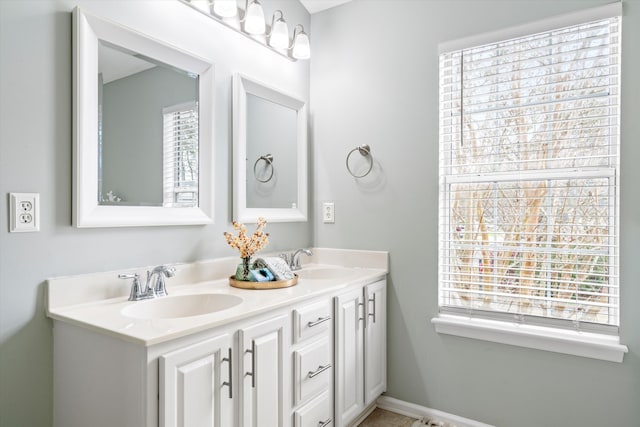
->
[224,218,269,280]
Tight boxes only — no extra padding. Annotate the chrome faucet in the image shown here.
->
[119,265,176,301]
[289,248,312,271]
[147,265,176,297]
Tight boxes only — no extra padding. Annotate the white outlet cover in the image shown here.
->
[322,202,335,223]
[9,193,40,232]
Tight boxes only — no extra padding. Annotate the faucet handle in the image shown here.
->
[119,273,148,301]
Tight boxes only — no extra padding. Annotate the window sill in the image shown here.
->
[431,314,628,363]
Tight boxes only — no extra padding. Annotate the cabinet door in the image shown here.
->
[238,314,290,427]
[334,288,364,427]
[364,280,387,406]
[160,333,233,427]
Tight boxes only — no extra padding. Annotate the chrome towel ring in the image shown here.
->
[253,154,274,183]
[346,144,373,178]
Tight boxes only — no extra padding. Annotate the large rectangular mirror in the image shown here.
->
[73,8,215,227]
[233,75,308,222]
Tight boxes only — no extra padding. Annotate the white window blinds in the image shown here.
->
[163,102,199,208]
[438,15,620,330]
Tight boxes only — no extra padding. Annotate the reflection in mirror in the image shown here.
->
[98,42,199,207]
[73,8,215,227]
[246,94,297,209]
[233,75,308,223]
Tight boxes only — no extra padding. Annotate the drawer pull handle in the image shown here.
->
[221,348,232,399]
[307,316,331,328]
[358,302,364,322]
[318,418,332,427]
[308,364,332,378]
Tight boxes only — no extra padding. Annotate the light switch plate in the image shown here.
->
[9,193,40,232]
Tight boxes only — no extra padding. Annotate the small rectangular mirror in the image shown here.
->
[233,74,308,222]
[73,8,215,227]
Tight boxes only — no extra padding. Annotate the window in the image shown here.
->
[438,12,621,339]
[163,102,199,207]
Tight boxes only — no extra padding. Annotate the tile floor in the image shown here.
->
[358,408,418,427]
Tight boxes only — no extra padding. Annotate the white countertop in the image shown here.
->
[46,248,388,346]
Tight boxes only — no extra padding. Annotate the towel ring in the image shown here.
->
[346,144,373,178]
[253,154,274,183]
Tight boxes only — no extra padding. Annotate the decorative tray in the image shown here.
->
[229,274,298,290]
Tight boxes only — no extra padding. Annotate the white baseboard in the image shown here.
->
[349,402,377,427]
[376,396,496,427]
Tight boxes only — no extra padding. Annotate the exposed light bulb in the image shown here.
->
[213,0,237,18]
[244,0,265,35]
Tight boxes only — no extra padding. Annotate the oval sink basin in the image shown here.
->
[122,294,243,320]
[297,267,356,280]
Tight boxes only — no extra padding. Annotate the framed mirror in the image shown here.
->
[73,8,215,227]
[233,75,308,222]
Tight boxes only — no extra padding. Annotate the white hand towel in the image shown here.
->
[252,257,295,281]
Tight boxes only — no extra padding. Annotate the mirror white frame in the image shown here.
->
[72,8,215,227]
[233,74,308,223]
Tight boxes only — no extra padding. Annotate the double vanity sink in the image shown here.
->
[120,267,357,321]
[48,255,374,345]
[47,248,388,427]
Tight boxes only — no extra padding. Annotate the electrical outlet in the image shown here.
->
[322,202,335,223]
[9,193,40,232]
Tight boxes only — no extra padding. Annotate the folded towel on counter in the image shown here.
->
[252,257,295,281]
[248,268,275,282]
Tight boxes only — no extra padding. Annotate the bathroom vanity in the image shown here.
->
[47,249,387,427]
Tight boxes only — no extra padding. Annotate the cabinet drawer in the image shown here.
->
[293,391,332,427]
[293,299,332,344]
[294,337,332,405]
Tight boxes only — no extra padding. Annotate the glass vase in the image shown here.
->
[235,256,252,281]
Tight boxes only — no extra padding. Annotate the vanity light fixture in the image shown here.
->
[213,0,238,18]
[184,0,310,61]
[291,24,311,60]
[268,10,289,49]
[243,0,266,35]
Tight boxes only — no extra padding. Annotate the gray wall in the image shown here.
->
[0,1,310,426]
[310,1,640,426]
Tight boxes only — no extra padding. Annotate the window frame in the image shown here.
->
[162,101,199,208]
[432,3,627,362]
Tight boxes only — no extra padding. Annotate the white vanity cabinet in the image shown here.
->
[334,279,387,427]
[159,313,291,427]
[291,299,334,427]
[49,253,389,427]
[363,280,386,405]
[159,333,233,427]
[53,312,291,427]
[238,314,290,427]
